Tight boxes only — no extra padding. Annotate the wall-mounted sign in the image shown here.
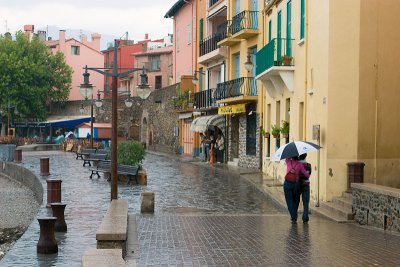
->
[313,125,320,140]
[218,104,246,115]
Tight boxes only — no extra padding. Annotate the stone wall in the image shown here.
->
[352,183,400,233]
[94,84,180,155]
[0,162,43,204]
[238,112,261,170]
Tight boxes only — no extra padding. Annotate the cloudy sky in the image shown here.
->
[0,0,177,43]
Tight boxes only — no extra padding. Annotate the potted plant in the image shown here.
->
[271,124,280,138]
[281,55,292,66]
[280,120,289,138]
[261,127,270,138]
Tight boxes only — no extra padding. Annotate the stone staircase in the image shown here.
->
[313,192,355,223]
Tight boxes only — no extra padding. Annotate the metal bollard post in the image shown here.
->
[40,157,50,176]
[46,179,62,208]
[51,203,67,232]
[14,149,22,163]
[37,217,58,254]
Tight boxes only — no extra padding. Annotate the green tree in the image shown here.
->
[0,31,72,124]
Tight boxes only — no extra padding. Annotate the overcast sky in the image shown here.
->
[0,0,177,41]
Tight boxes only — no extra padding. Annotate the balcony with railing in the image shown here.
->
[215,77,258,104]
[194,89,217,110]
[198,32,228,64]
[218,11,259,47]
[255,38,295,97]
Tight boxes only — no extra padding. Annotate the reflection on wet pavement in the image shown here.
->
[0,151,283,266]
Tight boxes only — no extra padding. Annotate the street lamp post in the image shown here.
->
[81,39,149,200]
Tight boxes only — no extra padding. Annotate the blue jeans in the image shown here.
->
[284,181,300,221]
[301,185,310,222]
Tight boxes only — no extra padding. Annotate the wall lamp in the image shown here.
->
[192,70,206,85]
[244,49,254,72]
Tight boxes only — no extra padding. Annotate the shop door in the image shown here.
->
[183,121,193,156]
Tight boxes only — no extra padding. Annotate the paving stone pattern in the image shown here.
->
[137,215,400,267]
[1,151,400,266]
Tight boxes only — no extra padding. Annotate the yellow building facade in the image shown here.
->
[257,0,400,203]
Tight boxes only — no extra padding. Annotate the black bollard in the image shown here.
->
[40,157,50,176]
[37,217,58,254]
[51,203,67,232]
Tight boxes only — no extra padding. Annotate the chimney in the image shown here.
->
[91,33,101,51]
[24,25,34,40]
[37,30,47,42]
[59,30,66,52]
[81,34,87,45]
[145,33,149,40]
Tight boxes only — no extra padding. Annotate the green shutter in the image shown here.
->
[200,19,204,42]
[268,20,272,42]
[286,0,292,56]
[300,0,305,39]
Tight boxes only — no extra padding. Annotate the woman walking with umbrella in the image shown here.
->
[284,157,310,224]
[272,141,321,224]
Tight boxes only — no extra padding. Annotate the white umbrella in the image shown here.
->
[272,141,321,161]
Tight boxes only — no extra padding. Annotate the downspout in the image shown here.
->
[259,6,266,171]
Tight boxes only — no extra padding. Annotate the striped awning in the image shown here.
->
[191,115,225,133]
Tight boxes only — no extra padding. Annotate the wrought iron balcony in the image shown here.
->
[199,32,226,56]
[215,77,257,101]
[194,89,217,109]
[256,38,295,76]
[230,10,258,35]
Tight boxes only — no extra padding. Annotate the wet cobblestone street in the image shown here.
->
[1,151,400,266]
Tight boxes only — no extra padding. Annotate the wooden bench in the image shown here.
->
[96,199,129,258]
[82,249,126,267]
[83,153,107,167]
[76,148,97,160]
[89,161,139,183]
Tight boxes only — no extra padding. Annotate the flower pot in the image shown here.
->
[272,134,280,139]
[264,133,270,139]
[281,133,289,139]
[282,56,292,66]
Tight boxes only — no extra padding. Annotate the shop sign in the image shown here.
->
[218,104,246,115]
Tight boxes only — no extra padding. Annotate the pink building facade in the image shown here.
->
[165,0,196,83]
[130,45,173,97]
[45,30,103,101]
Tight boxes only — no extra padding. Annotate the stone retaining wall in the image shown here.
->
[0,162,43,204]
[352,183,400,233]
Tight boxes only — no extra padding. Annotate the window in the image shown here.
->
[155,76,162,89]
[199,19,204,42]
[246,110,257,155]
[71,46,80,55]
[187,24,191,44]
[149,55,160,71]
[300,0,305,40]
